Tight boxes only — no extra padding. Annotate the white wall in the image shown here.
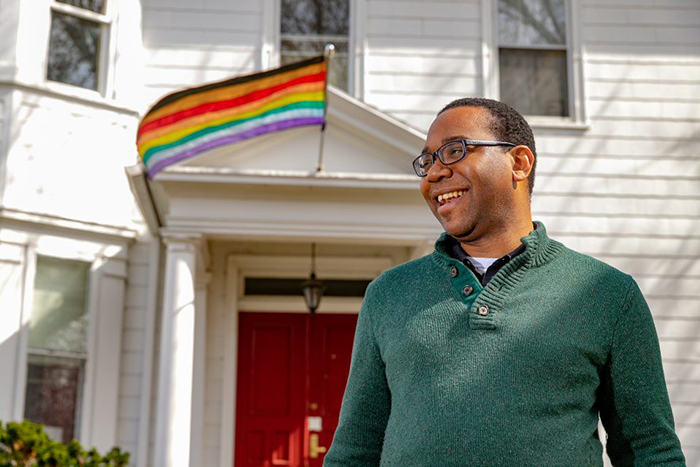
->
[364,0,483,130]
[2,89,142,230]
[139,0,263,107]
[115,239,153,463]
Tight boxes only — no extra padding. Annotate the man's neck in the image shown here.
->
[457,220,534,258]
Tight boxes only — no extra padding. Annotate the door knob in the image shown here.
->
[309,433,327,458]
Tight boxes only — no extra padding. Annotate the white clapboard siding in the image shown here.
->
[666,363,700,384]
[364,0,482,134]
[582,6,700,26]
[367,1,480,19]
[553,235,700,258]
[583,25,700,45]
[142,66,252,88]
[366,74,481,94]
[535,175,699,197]
[533,195,699,217]
[536,137,698,158]
[140,0,263,102]
[586,80,700,101]
[115,240,153,462]
[585,62,700,82]
[587,100,700,121]
[585,118,700,139]
[365,55,481,75]
[142,8,260,32]
[648,300,700,319]
[536,155,700,178]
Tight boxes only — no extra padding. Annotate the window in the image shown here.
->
[280,0,350,91]
[23,255,91,444]
[47,0,110,91]
[245,278,371,297]
[497,0,569,117]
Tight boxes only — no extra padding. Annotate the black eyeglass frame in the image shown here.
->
[413,139,517,177]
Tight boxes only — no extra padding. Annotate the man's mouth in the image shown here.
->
[437,190,467,206]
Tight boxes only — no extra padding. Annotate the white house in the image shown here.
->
[0,0,699,466]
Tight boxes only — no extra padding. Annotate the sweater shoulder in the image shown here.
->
[546,239,635,292]
[364,254,435,300]
[373,254,434,285]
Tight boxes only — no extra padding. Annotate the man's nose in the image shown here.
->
[425,160,452,182]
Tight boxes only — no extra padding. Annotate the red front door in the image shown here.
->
[235,312,357,467]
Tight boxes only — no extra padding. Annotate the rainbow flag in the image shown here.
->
[137,56,327,178]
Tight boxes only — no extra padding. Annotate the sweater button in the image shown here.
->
[450,266,458,278]
[462,285,474,296]
[477,305,489,316]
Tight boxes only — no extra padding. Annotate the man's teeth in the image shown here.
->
[437,190,466,204]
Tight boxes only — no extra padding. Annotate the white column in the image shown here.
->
[190,272,210,467]
[153,236,199,467]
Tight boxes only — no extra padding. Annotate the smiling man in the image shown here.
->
[323,98,686,466]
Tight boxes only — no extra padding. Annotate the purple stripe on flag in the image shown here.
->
[147,117,324,178]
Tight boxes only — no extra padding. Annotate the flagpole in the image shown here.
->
[139,159,164,227]
[316,43,335,173]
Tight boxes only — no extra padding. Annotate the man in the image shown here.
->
[323,98,685,466]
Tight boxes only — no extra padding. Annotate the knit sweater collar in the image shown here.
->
[430,222,563,327]
[431,221,560,270]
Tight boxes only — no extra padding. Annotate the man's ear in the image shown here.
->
[510,146,534,184]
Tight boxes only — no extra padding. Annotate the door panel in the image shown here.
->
[308,315,357,467]
[236,314,305,467]
[235,313,357,467]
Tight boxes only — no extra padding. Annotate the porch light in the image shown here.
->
[302,243,326,314]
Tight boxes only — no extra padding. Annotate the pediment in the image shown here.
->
[169,87,426,177]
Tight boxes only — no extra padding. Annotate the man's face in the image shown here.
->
[420,106,516,241]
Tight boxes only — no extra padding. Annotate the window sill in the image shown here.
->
[0,78,139,116]
[525,117,590,131]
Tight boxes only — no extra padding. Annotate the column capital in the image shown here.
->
[161,232,211,272]
[161,232,202,246]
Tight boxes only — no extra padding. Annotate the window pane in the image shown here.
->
[280,0,350,91]
[245,278,371,297]
[56,0,106,14]
[498,0,566,46]
[47,11,101,90]
[281,0,349,36]
[281,39,348,90]
[499,48,569,117]
[24,354,84,444]
[29,256,90,353]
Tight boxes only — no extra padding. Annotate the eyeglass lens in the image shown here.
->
[414,141,466,176]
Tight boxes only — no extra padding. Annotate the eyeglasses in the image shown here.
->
[412,139,516,177]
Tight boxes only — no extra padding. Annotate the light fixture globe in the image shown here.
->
[302,272,326,315]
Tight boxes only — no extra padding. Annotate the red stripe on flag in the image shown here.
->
[138,71,326,137]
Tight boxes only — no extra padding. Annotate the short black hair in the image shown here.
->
[438,97,537,195]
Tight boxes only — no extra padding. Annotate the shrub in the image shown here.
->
[0,420,129,467]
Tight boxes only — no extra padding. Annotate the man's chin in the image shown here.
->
[440,221,475,240]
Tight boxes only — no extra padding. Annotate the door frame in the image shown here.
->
[220,253,394,466]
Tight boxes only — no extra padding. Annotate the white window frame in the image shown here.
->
[44,0,117,99]
[23,254,91,444]
[11,233,127,452]
[262,0,365,99]
[481,0,588,129]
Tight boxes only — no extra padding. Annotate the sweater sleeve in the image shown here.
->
[599,278,686,466]
[324,285,391,467]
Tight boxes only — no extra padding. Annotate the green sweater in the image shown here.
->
[324,223,685,466]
